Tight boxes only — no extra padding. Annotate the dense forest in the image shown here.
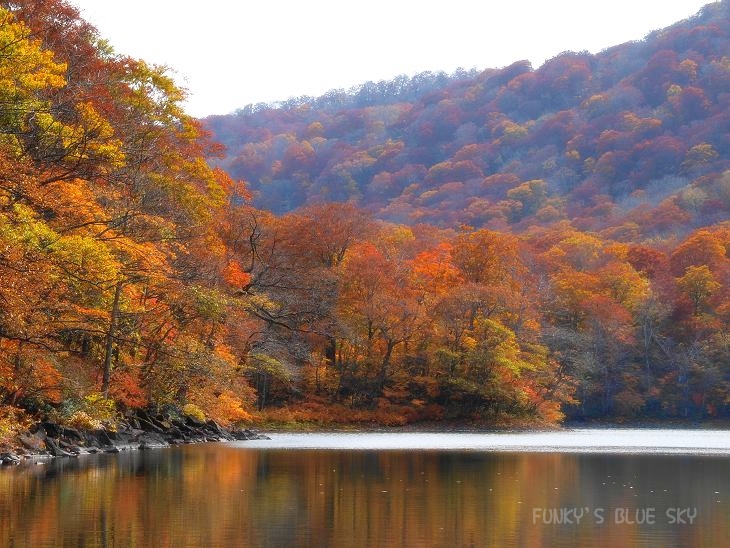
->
[208,0,730,238]
[2,1,730,442]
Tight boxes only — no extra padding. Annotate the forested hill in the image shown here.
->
[206,0,730,238]
[9,0,730,439]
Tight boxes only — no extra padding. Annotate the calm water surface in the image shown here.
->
[1,429,729,547]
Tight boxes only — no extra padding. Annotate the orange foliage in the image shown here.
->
[411,243,463,296]
[109,369,148,408]
[5,0,730,430]
[222,260,252,288]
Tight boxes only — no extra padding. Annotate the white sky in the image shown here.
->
[69,0,713,118]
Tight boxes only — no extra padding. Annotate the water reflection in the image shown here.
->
[0,435,728,547]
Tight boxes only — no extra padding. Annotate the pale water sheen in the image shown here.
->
[239,428,730,453]
[2,429,729,547]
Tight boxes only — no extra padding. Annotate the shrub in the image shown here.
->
[0,405,32,444]
[67,410,103,430]
[55,393,118,430]
[182,403,206,423]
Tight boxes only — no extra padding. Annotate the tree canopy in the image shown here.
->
[3,1,730,437]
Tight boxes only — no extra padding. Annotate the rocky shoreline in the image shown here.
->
[0,409,268,465]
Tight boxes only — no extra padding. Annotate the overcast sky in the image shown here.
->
[68,0,713,118]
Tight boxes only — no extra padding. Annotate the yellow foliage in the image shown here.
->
[0,8,67,155]
[66,411,104,430]
[58,394,118,430]
[0,405,32,444]
[0,10,66,91]
[182,403,206,422]
[678,264,721,313]
[69,102,125,167]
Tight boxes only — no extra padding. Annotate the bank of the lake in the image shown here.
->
[0,408,267,465]
[6,411,730,466]
[0,416,557,465]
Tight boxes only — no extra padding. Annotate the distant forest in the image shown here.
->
[207,0,730,239]
[3,1,730,440]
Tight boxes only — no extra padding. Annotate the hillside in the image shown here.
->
[7,0,730,440]
[206,0,730,240]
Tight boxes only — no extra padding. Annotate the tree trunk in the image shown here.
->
[102,280,123,399]
[378,339,396,389]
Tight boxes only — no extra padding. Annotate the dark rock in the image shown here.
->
[40,421,62,438]
[40,422,84,441]
[136,431,168,450]
[0,452,21,465]
[185,415,206,428]
[109,431,133,445]
[45,438,76,458]
[58,440,82,455]
[127,409,161,433]
[61,426,83,442]
[92,429,115,446]
[16,410,266,462]
[18,432,47,452]
[231,428,270,440]
[140,440,169,450]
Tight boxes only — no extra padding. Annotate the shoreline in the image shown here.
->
[0,409,268,466]
[5,415,730,466]
[255,415,730,433]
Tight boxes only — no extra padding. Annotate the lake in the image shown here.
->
[1,429,729,547]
